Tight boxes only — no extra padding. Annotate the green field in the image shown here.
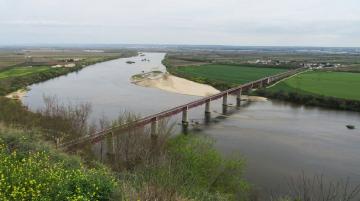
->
[174,64,286,85]
[269,71,360,100]
[0,66,51,80]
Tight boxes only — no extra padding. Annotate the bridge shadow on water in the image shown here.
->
[181,100,254,135]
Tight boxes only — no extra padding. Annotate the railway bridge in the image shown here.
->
[59,67,306,150]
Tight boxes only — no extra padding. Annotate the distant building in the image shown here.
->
[64,63,76,68]
[52,64,63,68]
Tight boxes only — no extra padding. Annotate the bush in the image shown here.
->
[124,135,250,201]
[168,135,250,200]
[0,127,119,201]
[0,96,94,144]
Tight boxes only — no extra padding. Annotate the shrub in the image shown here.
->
[124,135,250,201]
[0,127,119,201]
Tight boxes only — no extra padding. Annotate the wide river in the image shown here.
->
[23,53,360,194]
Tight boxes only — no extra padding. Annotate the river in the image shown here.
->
[23,52,360,195]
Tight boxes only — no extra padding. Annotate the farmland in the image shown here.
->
[0,66,50,80]
[164,50,360,111]
[0,49,136,70]
[176,64,286,84]
[268,71,360,101]
[168,64,286,89]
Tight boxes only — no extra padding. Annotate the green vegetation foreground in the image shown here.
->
[0,126,250,200]
[0,97,251,200]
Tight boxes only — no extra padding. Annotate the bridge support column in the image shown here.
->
[205,100,211,123]
[150,118,158,138]
[236,89,242,107]
[182,107,189,134]
[106,132,116,156]
[100,139,104,162]
[110,132,116,154]
[150,118,159,151]
[267,77,271,85]
[222,92,228,114]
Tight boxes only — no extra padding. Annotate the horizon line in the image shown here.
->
[1,43,360,49]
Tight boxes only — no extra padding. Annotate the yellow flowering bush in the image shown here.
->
[0,140,118,201]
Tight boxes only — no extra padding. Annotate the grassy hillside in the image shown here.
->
[269,71,360,101]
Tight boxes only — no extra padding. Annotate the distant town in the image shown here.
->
[247,58,342,69]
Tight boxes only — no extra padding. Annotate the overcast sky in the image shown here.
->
[1,0,359,47]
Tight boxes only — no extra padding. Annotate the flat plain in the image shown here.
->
[174,64,286,85]
[0,66,51,80]
[269,71,360,100]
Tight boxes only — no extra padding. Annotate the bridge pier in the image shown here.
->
[222,92,228,114]
[182,107,189,134]
[259,81,263,88]
[106,131,116,156]
[205,100,211,123]
[267,77,271,85]
[150,118,158,139]
[236,89,242,107]
[150,117,159,150]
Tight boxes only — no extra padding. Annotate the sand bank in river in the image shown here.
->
[132,72,220,97]
[132,72,267,101]
[6,89,28,100]
[243,95,267,102]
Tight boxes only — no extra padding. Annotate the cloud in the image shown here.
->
[0,0,359,46]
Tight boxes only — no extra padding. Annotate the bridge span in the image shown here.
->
[59,67,306,150]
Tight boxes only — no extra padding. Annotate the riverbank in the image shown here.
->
[5,88,28,100]
[0,52,137,97]
[131,71,220,97]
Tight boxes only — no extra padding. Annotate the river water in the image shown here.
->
[23,53,360,194]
